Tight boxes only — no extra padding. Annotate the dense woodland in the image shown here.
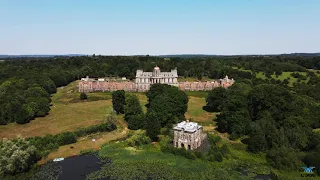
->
[1,55,320,176]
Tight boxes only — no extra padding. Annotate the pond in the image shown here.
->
[33,154,103,180]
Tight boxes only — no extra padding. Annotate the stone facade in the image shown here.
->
[173,120,205,150]
[78,66,235,92]
[135,65,178,91]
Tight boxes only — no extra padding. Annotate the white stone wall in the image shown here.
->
[173,128,204,150]
[135,68,179,91]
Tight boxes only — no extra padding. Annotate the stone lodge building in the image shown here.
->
[78,66,235,92]
[173,120,205,150]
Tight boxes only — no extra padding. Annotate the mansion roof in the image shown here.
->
[173,121,202,133]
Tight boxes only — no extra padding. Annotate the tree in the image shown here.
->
[266,146,301,170]
[80,92,87,100]
[128,114,146,130]
[204,87,226,112]
[0,137,40,176]
[124,94,144,130]
[146,84,188,127]
[112,90,125,114]
[146,111,161,141]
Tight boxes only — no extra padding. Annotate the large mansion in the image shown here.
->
[78,66,235,92]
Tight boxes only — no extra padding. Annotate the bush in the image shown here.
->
[194,151,206,160]
[74,122,117,137]
[27,121,117,159]
[80,149,96,155]
[56,132,77,146]
[266,147,302,170]
[161,144,197,160]
[125,130,151,147]
[80,92,87,100]
[0,137,40,176]
[28,135,60,157]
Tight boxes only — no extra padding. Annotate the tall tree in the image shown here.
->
[146,111,161,141]
[146,84,188,127]
[124,94,144,130]
[112,90,125,114]
[204,87,227,112]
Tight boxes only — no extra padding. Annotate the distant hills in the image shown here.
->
[0,53,319,59]
[159,53,320,58]
[0,54,86,58]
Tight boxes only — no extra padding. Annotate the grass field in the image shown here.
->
[240,70,310,86]
[0,81,116,139]
[185,96,216,125]
[39,124,128,164]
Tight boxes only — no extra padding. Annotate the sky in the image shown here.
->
[0,0,319,55]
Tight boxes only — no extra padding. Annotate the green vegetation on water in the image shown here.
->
[87,133,270,180]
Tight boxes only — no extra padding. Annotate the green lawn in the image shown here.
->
[186,96,216,125]
[256,72,267,79]
[253,71,309,86]
[234,67,312,86]
[0,81,117,139]
[270,72,309,86]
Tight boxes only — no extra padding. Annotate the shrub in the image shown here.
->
[80,149,96,155]
[80,92,87,100]
[161,143,197,160]
[56,132,77,146]
[266,147,302,170]
[194,151,206,160]
[0,137,40,176]
[74,122,117,137]
[125,130,151,147]
[27,122,117,159]
[28,135,60,157]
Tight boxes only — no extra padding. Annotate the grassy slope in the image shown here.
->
[0,81,115,139]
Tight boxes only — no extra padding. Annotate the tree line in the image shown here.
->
[0,55,319,125]
[205,81,320,174]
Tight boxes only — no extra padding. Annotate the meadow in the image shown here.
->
[233,67,311,86]
[0,81,114,139]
